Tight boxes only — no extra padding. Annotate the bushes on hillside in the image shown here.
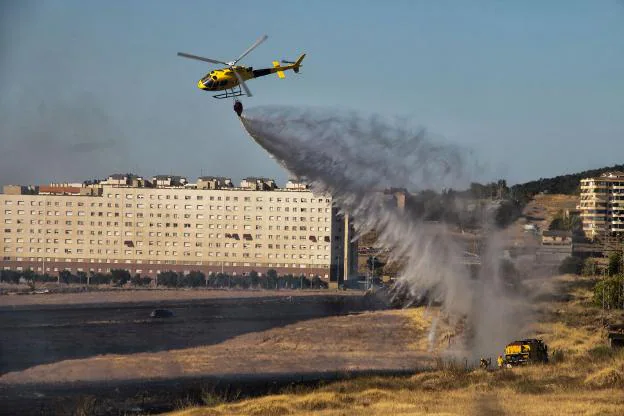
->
[582,258,599,276]
[608,252,623,276]
[593,274,624,310]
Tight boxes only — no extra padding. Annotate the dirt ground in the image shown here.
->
[0,287,356,308]
[0,289,446,414]
[0,305,439,385]
[0,291,386,375]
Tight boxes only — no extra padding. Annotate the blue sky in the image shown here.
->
[1,0,623,187]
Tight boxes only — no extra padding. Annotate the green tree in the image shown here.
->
[59,270,72,284]
[206,272,217,287]
[76,271,87,285]
[187,271,205,287]
[494,200,521,228]
[131,273,147,286]
[310,276,328,289]
[110,269,131,286]
[549,210,582,233]
[157,271,178,287]
[266,269,278,280]
[594,274,624,309]
[214,272,228,288]
[607,252,622,276]
[22,269,35,283]
[89,272,111,285]
[265,270,278,289]
[249,270,260,287]
[582,258,599,276]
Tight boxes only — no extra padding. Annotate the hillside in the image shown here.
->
[510,163,624,200]
[166,275,624,416]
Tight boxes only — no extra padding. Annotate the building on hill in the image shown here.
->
[536,230,573,266]
[577,171,624,240]
[0,174,357,282]
[541,230,572,246]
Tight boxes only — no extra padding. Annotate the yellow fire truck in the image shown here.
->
[502,339,549,367]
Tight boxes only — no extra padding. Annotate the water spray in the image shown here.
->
[238,105,529,358]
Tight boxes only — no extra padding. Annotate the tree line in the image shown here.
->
[410,162,624,230]
[405,180,522,229]
[0,268,329,290]
[510,163,624,203]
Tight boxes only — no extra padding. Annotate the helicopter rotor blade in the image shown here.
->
[231,67,252,97]
[232,34,268,65]
[177,52,227,65]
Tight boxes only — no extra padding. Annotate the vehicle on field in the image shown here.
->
[150,309,174,318]
[502,338,548,367]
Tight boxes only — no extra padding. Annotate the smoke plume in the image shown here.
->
[240,105,529,359]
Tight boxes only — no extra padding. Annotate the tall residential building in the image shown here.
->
[0,175,358,281]
[578,171,624,240]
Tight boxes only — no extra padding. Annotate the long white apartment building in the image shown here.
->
[0,174,358,281]
[578,171,624,239]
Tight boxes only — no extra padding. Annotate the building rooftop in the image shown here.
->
[600,171,624,178]
[1,175,317,194]
[153,175,187,180]
[198,176,231,181]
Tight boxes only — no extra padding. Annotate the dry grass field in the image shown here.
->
[0,305,440,385]
[165,275,624,416]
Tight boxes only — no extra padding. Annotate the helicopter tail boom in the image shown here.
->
[292,54,305,73]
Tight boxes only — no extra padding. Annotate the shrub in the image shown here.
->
[588,345,615,360]
[582,258,599,276]
[550,348,566,364]
[89,272,112,285]
[110,269,131,286]
[157,271,179,288]
[584,366,624,388]
[593,274,624,309]
[512,378,548,394]
[131,274,152,287]
[0,270,21,284]
[608,252,623,276]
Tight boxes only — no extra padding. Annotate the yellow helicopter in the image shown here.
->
[177,35,305,103]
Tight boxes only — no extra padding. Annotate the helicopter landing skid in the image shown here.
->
[213,85,245,99]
